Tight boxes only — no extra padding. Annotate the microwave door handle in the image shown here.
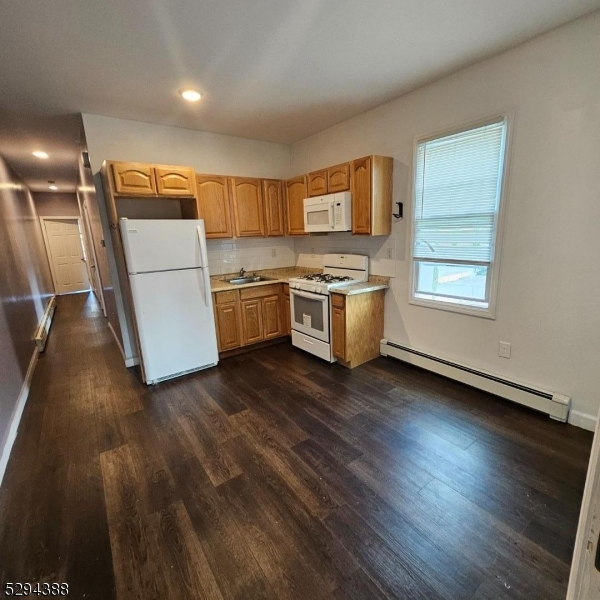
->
[329,205,335,229]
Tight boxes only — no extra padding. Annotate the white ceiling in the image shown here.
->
[0,0,598,191]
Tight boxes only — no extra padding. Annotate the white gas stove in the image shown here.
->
[289,254,369,295]
[289,254,368,362]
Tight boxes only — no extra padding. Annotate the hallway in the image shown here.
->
[0,293,593,599]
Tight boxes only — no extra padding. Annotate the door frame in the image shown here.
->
[77,196,107,315]
[39,215,91,295]
[567,410,600,598]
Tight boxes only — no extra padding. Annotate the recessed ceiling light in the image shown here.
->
[32,151,49,159]
[179,88,202,102]
[48,181,58,190]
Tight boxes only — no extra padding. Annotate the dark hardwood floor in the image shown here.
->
[0,293,592,599]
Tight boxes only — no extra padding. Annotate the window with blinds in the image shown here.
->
[411,118,507,313]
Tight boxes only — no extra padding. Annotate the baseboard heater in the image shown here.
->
[34,296,56,352]
[380,339,570,422]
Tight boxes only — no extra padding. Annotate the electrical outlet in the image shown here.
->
[498,341,511,359]
[271,248,277,258]
[387,248,395,260]
[310,247,315,257]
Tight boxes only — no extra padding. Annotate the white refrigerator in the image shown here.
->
[119,219,218,384]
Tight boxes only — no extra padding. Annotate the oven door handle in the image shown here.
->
[290,289,328,302]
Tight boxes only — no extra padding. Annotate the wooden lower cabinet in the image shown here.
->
[283,284,291,335]
[214,285,289,353]
[215,302,241,351]
[331,290,385,368]
[332,306,346,360]
[262,294,283,339]
[241,299,264,345]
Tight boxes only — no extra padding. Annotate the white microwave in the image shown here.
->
[303,192,352,232]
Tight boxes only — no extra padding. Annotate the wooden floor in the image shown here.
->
[0,293,592,599]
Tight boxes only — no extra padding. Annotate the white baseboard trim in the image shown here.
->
[380,339,571,423]
[34,295,56,352]
[568,410,598,432]
[0,346,39,488]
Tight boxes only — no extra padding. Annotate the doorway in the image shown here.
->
[40,217,90,295]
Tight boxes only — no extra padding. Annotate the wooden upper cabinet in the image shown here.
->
[327,163,350,192]
[284,176,308,236]
[196,175,233,238]
[112,162,157,196]
[351,155,393,236]
[155,166,195,196]
[231,178,265,237]
[307,170,328,197]
[351,157,372,234]
[262,179,284,237]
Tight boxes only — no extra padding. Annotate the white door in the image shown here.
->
[43,219,90,295]
[568,411,600,599]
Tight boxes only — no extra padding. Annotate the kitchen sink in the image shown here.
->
[226,275,277,285]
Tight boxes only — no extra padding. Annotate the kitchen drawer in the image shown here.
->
[292,330,332,362]
[240,284,281,300]
[331,293,345,309]
[215,290,238,305]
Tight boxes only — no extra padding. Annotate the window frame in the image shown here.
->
[408,112,513,319]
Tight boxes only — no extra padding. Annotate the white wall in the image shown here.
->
[291,13,600,423]
[295,234,397,277]
[82,114,294,363]
[82,114,291,179]
[33,192,81,217]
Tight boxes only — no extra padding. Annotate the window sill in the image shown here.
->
[409,296,496,320]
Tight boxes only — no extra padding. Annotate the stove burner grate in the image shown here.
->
[299,273,353,283]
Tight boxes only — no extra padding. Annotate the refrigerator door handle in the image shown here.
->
[199,267,211,306]
[197,222,209,268]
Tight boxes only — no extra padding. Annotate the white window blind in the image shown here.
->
[413,119,506,264]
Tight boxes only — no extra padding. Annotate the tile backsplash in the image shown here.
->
[207,237,296,275]
[294,233,397,277]
[207,233,397,277]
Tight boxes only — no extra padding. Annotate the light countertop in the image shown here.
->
[330,281,389,296]
[211,267,389,296]
[210,267,317,292]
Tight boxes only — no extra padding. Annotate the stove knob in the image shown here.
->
[311,286,317,293]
